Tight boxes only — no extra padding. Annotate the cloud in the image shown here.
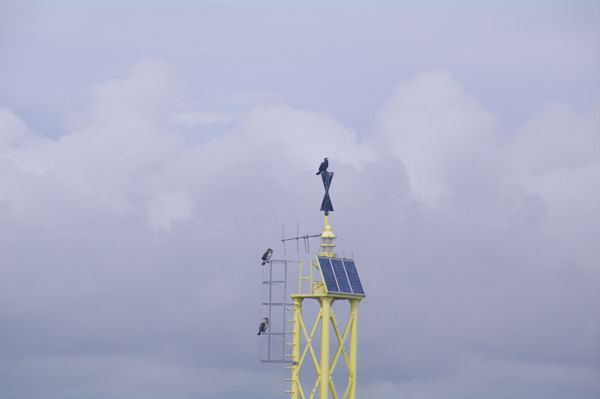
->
[374,71,501,205]
[0,107,32,147]
[213,92,280,106]
[1,59,186,223]
[0,58,384,397]
[145,190,194,233]
[83,58,182,128]
[0,61,598,399]
[503,102,599,175]
[0,356,282,399]
[170,111,235,126]
[235,105,377,170]
[500,102,600,269]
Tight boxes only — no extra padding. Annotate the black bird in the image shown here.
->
[316,157,329,175]
[261,249,273,265]
[257,317,269,335]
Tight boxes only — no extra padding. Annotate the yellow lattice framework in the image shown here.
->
[285,215,365,399]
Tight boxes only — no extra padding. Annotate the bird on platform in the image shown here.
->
[315,157,328,175]
[257,317,269,335]
[261,248,273,265]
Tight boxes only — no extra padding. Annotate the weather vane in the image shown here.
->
[316,157,333,215]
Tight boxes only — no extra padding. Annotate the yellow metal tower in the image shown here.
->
[287,214,366,399]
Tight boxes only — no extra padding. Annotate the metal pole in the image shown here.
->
[320,297,333,399]
[283,261,288,360]
[349,300,359,399]
[268,261,273,361]
[292,297,302,399]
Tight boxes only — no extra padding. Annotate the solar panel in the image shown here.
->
[331,258,352,294]
[318,257,339,292]
[343,260,365,295]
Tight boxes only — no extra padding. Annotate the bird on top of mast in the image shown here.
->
[315,157,328,175]
[316,157,334,214]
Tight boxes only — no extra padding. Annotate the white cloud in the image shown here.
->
[236,105,377,171]
[0,107,31,148]
[145,190,194,233]
[214,92,280,106]
[83,58,182,129]
[374,71,501,205]
[498,102,600,268]
[0,59,186,220]
[503,102,600,176]
[0,60,598,399]
[0,356,283,399]
[170,110,235,126]
[0,107,51,174]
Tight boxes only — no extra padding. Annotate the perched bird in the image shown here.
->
[261,248,273,265]
[257,317,269,335]
[316,157,329,175]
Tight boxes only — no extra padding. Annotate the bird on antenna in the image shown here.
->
[261,248,273,265]
[257,317,269,335]
[316,157,329,175]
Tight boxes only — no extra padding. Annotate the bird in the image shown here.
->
[316,157,329,175]
[257,317,269,335]
[261,248,273,265]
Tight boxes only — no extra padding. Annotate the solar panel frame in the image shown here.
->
[318,257,340,293]
[331,258,352,294]
[343,260,365,295]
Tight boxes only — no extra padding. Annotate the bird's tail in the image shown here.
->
[316,171,321,175]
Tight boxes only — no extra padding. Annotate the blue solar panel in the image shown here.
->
[318,257,339,292]
[343,260,365,295]
[331,258,352,294]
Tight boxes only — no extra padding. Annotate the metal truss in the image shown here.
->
[287,297,360,399]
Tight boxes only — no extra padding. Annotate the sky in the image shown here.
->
[0,1,599,398]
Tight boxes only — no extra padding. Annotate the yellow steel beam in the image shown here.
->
[330,311,352,373]
[299,310,321,374]
[292,298,302,399]
[343,383,350,399]
[329,378,339,399]
[349,300,359,399]
[308,376,320,399]
[298,381,307,399]
[319,297,333,399]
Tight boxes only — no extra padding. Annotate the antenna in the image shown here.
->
[281,222,320,255]
[281,224,286,257]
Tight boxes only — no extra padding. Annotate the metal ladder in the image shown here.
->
[261,260,294,363]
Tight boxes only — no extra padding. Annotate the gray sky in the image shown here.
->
[1,1,599,398]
